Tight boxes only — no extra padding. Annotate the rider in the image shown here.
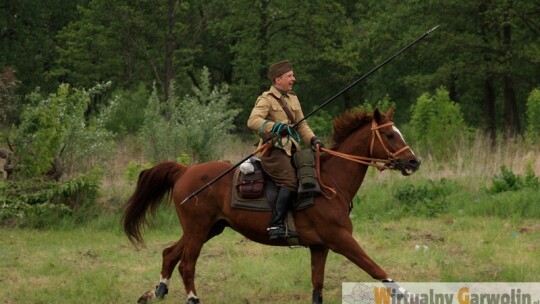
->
[247,60,324,240]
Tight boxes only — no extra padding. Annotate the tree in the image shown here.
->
[0,67,20,127]
[353,0,540,142]
[0,0,86,94]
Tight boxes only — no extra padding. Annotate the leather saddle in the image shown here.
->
[231,158,313,212]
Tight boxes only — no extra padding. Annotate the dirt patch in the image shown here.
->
[519,224,540,234]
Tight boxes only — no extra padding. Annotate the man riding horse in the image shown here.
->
[247,60,324,240]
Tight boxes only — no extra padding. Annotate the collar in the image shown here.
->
[270,85,292,98]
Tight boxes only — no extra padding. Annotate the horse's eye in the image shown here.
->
[386,133,395,140]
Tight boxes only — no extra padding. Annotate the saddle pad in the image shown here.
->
[231,169,314,212]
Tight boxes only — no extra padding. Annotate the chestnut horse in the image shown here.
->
[122,108,420,304]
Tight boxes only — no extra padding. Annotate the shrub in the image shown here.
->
[525,88,540,144]
[307,109,333,139]
[0,168,102,227]
[103,83,150,136]
[393,179,457,217]
[11,83,115,177]
[125,160,152,185]
[410,87,470,160]
[486,165,539,193]
[139,67,240,163]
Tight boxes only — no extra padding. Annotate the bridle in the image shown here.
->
[317,119,412,172]
[314,119,412,197]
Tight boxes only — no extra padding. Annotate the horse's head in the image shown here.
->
[370,108,420,175]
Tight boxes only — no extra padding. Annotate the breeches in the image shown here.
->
[261,148,297,191]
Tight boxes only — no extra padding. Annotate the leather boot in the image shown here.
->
[268,187,298,239]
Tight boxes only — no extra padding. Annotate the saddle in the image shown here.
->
[231,157,314,212]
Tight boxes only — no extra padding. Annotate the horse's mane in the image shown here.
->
[332,109,374,147]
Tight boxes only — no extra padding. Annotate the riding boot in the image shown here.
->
[268,187,298,239]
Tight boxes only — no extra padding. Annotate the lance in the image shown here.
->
[294,25,439,127]
[180,25,439,205]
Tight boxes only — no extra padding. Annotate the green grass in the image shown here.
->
[1,214,539,304]
[1,140,539,303]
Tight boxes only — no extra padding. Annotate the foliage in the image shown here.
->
[525,88,540,144]
[0,67,20,126]
[392,179,456,217]
[103,83,150,136]
[0,168,102,228]
[125,160,152,185]
[11,83,115,177]
[486,165,539,194]
[139,67,240,163]
[358,95,396,114]
[410,87,471,159]
[3,1,540,140]
[0,0,85,94]
[306,109,333,139]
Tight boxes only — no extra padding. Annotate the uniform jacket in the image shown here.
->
[247,85,315,156]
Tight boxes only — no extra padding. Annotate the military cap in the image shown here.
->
[268,60,292,81]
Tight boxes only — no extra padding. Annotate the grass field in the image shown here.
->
[1,136,539,303]
[1,213,539,304]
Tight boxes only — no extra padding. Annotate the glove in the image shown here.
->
[279,124,291,136]
[311,136,324,148]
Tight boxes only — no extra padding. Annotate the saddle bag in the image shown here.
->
[236,157,265,199]
[293,149,321,197]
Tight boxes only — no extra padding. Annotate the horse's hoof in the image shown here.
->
[312,289,323,304]
[187,297,201,304]
[137,290,157,304]
[155,283,169,298]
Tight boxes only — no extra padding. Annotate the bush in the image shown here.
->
[0,168,102,227]
[139,67,240,163]
[307,108,333,139]
[525,88,540,144]
[11,83,115,177]
[393,179,457,217]
[410,87,471,160]
[103,83,150,136]
[486,165,539,193]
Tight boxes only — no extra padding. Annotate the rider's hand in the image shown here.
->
[311,136,324,148]
[279,125,291,136]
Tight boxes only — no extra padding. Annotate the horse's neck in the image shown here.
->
[321,129,371,202]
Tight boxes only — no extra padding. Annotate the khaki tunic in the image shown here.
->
[247,86,315,156]
[247,86,316,190]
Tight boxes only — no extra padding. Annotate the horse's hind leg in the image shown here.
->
[137,237,185,304]
[178,234,207,304]
[310,245,329,304]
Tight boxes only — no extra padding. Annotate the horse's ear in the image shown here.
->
[386,107,394,119]
[374,108,382,123]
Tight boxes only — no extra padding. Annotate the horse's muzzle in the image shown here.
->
[391,158,421,176]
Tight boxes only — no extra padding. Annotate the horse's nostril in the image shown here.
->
[409,158,421,168]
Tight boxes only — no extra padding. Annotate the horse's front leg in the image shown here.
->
[309,245,329,304]
[325,229,388,280]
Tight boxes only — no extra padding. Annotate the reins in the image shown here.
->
[315,119,411,197]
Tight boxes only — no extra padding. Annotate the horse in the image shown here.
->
[122,108,420,304]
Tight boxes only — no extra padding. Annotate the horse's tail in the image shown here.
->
[122,161,187,247]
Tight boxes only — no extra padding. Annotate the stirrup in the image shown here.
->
[267,226,298,240]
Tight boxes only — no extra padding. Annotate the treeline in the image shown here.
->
[2,0,540,140]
